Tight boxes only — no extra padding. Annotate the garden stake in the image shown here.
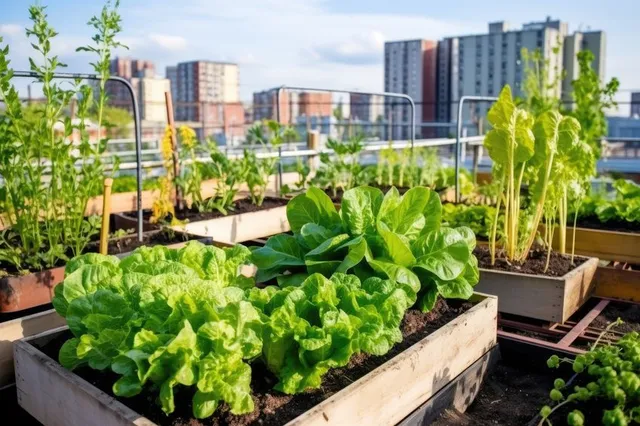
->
[99,178,114,255]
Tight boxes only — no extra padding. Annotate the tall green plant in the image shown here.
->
[519,47,563,115]
[569,50,619,158]
[0,1,124,272]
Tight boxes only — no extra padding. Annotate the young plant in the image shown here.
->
[176,125,204,209]
[418,147,442,188]
[252,186,479,312]
[398,147,411,188]
[485,85,586,271]
[539,320,639,426]
[519,47,563,115]
[150,126,178,224]
[202,142,247,215]
[243,149,276,207]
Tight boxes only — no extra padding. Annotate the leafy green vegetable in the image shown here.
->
[252,185,479,311]
[578,179,640,227]
[53,241,259,419]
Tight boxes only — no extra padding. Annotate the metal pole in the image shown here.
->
[454,95,497,203]
[13,71,144,242]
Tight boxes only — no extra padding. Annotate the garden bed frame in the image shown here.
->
[170,203,289,244]
[475,256,599,323]
[553,227,640,264]
[14,294,497,426]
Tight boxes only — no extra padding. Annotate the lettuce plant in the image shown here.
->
[252,186,479,311]
[52,241,259,419]
[579,179,640,228]
[248,272,414,394]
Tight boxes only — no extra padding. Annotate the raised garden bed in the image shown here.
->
[14,294,497,426]
[593,265,640,303]
[169,197,290,244]
[0,229,201,314]
[552,225,640,265]
[474,246,599,323]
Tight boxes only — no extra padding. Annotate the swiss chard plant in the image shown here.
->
[484,85,592,271]
[252,186,479,312]
[52,241,259,419]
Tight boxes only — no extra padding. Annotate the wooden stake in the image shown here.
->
[165,91,181,207]
[99,178,114,255]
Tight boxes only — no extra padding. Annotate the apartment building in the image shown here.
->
[298,92,333,117]
[252,88,300,123]
[383,39,437,140]
[563,31,606,103]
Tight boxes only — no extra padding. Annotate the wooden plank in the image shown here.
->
[287,294,498,426]
[594,267,640,303]
[172,205,289,244]
[553,227,640,264]
[15,294,496,426]
[475,257,598,323]
[0,310,65,388]
[398,346,500,426]
[557,299,609,347]
[15,328,155,426]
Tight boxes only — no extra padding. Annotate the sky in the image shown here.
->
[0,0,638,113]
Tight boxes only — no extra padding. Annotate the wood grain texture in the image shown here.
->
[553,227,640,264]
[172,205,289,244]
[15,327,155,426]
[286,294,498,426]
[0,309,65,388]
[475,257,598,323]
[594,267,640,302]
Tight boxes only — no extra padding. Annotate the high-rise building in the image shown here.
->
[632,93,640,118]
[384,39,438,140]
[165,65,178,104]
[563,31,606,103]
[131,76,171,122]
[106,57,156,110]
[350,93,384,121]
[436,19,565,129]
[174,61,240,122]
[252,88,299,123]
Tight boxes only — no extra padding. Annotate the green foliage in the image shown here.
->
[442,203,500,241]
[579,179,640,225]
[518,47,562,115]
[52,241,258,418]
[568,50,619,158]
[539,320,640,426]
[200,143,247,215]
[252,186,479,311]
[93,106,133,138]
[0,1,124,272]
[484,85,595,271]
[312,135,364,196]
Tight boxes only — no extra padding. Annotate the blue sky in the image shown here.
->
[1,0,638,112]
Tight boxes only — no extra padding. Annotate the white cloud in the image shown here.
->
[309,31,385,65]
[0,24,21,36]
[148,34,187,51]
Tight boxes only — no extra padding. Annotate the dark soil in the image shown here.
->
[432,360,613,426]
[577,214,640,234]
[36,298,472,426]
[474,245,588,277]
[591,301,640,336]
[85,228,199,255]
[130,197,289,224]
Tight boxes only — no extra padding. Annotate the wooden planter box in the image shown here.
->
[553,227,640,265]
[14,294,497,426]
[0,233,199,314]
[593,266,640,303]
[475,257,599,323]
[171,204,289,244]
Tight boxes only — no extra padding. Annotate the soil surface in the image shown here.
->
[432,360,612,426]
[576,214,640,234]
[85,229,200,255]
[37,298,472,426]
[591,301,640,336]
[474,245,588,277]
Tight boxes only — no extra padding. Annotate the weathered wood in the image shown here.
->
[15,294,497,426]
[15,327,154,426]
[286,294,498,426]
[172,205,289,244]
[553,227,640,264]
[594,266,640,303]
[0,266,65,314]
[398,346,500,426]
[0,309,65,388]
[475,257,599,323]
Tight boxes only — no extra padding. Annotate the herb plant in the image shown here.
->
[539,321,640,426]
[202,142,247,215]
[0,1,124,272]
[252,186,479,312]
